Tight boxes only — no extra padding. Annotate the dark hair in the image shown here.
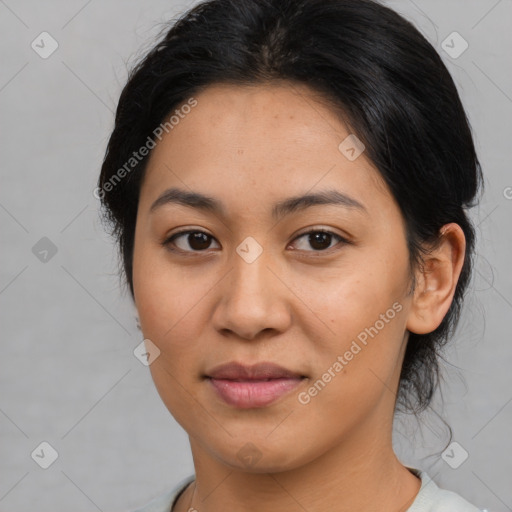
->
[98,0,483,415]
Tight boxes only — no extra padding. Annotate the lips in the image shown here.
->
[206,362,306,408]
[207,361,303,380]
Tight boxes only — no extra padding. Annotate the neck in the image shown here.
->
[175,418,421,512]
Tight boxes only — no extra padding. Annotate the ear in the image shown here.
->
[406,223,466,335]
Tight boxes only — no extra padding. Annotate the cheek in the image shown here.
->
[132,244,216,361]
[132,250,208,423]
[305,250,410,387]
[315,261,406,339]
[133,242,181,339]
[301,283,408,423]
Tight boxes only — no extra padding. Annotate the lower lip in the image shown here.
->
[208,377,304,408]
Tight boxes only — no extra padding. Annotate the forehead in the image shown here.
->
[139,82,393,219]
[167,81,356,152]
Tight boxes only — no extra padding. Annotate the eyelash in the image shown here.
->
[161,228,350,256]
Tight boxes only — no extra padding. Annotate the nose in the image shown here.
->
[211,245,292,341]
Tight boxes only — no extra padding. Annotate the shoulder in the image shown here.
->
[129,475,195,512]
[407,468,484,512]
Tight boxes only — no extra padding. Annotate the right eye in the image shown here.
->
[162,230,220,253]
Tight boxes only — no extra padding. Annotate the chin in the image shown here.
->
[211,436,314,474]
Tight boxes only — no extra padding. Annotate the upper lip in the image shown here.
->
[206,362,304,380]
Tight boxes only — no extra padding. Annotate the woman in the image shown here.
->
[97,0,485,510]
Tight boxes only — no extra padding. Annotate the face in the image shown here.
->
[132,82,416,472]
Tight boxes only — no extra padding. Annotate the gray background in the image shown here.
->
[0,0,511,511]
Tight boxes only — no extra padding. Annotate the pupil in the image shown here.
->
[190,232,210,250]
[310,232,330,250]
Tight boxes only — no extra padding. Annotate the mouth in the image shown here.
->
[205,361,306,409]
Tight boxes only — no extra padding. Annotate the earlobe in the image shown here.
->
[406,223,466,335]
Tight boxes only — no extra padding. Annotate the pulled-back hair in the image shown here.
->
[98,0,483,414]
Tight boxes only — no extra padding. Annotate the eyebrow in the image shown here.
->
[149,186,367,219]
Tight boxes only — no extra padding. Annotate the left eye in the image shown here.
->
[163,229,348,253]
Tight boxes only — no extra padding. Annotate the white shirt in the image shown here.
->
[130,467,484,512]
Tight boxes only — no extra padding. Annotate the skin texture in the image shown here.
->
[132,82,466,512]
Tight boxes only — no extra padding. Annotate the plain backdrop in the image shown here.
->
[0,0,511,511]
